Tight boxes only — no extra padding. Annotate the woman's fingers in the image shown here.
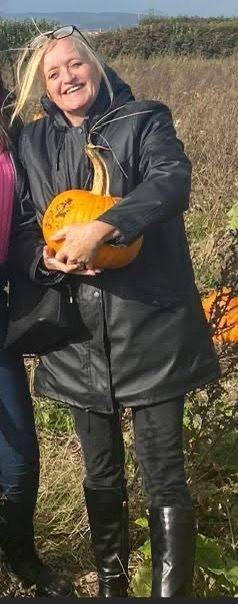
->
[52,224,102,266]
[49,227,69,241]
[43,255,101,274]
[43,245,55,259]
[43,252,76,273]
[55,248,73,263]
[74,268,102,275]
[43,244,102,275]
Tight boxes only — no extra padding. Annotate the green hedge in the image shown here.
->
[0,17,238,65]
[93,20,238,59]
[0,19,57,64]
[0,19,58,84]
[0,19,59,48]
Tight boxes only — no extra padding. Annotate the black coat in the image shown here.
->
[12,68,220,412]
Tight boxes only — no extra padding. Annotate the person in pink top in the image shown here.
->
[0,73,73,597]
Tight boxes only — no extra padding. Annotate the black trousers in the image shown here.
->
[71,396,192,508]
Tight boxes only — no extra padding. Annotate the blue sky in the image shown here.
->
[1,0,238,16]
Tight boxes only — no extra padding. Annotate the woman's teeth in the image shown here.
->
[66,84,83,94]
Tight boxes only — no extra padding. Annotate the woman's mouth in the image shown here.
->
[65,84,84,94]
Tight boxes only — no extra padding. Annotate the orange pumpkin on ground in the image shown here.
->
[42,144,143,269]
[202,287,238,343]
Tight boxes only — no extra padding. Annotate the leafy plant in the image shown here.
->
[131,519,238,597]
[196,534,238,595]
[227,201,238,231]
[33,397,74,435]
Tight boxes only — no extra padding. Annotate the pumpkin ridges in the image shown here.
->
[93,237,143,269]
[42,190,117,238]
[42,145,143,268]
[42,188,143,264]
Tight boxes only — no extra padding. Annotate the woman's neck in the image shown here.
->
[64,110,91,128]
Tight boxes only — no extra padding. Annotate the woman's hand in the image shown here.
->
[42,245,101,275]
[43,220,119,274]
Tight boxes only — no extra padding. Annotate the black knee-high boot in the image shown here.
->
[83,484,129,597]
[149,506,196,597]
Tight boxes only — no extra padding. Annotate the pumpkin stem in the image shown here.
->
[85,144,110,196]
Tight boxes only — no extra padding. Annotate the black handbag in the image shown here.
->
[4,271,89,355]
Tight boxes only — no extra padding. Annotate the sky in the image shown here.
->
[1,0,238,17]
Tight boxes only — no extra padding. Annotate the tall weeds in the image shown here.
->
[110,54,238,292]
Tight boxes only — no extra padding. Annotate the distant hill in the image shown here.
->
[0,12,140,31]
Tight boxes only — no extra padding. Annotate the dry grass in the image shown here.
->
[111,55,238,291]
[0,432,88,597]
[0,416,146,597]
[112,54,238,211]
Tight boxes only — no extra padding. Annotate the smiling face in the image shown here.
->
[42,37,101,126]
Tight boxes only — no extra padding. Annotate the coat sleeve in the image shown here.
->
[97,104,192,245]
[9,146,64,285]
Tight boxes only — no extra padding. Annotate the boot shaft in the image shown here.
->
[84,484,129,597]
[149,505,196,597]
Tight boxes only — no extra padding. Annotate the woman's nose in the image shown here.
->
[62,67,75,82]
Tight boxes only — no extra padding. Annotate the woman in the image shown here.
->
[0,74,72,597]
[10,26,221,598]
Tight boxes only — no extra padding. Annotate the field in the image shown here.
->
[0,51,237,597]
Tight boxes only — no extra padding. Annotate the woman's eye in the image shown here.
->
[49,72,58,80]
[72,61,82,67]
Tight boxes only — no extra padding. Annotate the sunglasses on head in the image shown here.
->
[30,25,95,51]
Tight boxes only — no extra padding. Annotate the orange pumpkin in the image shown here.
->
[42,144,143,269]
[202,287,238,343]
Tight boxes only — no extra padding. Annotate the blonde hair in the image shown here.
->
[11,29,113,123]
